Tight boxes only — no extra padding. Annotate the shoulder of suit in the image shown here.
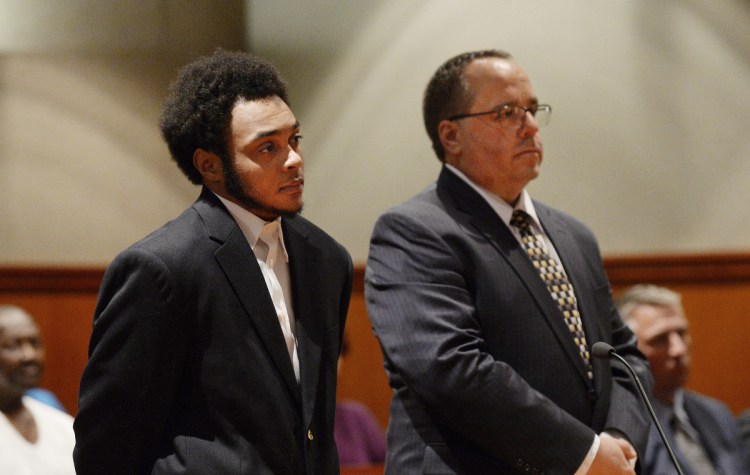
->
[534,200,597,236]
[103,204,216,284]
[684,389,734,415]
[283,214,350,256]
[125,206,207,252]
[377,182,449,221]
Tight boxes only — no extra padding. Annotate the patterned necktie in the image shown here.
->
[510,209,593,380]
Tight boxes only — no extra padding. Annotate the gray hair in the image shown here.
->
[616,284,684,323]
[0,304,31,319]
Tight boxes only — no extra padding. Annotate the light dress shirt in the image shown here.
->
[0,397,76,475]
[669,390,698,439]
[653,390,719,475]
[215,193,300,382]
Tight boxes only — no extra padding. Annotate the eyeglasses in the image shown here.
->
[447,104,552,128]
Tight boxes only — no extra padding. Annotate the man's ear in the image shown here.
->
[438,119,462,157]
[193,149,223,183]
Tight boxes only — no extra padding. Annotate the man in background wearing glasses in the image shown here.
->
[365,50,652,474]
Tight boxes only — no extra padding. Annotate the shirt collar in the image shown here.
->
[444,163,542,228]
[652,389,687,422]
[213,192,289,263]
[672,389,688,422]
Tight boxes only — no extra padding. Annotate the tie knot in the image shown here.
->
[510,209,532,231]
[672,411,700,441]
[258,221,281,266]
[259,220,280,242]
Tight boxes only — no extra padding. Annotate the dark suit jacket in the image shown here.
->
[738,409,750,471]
[74,188,353,475]
[365,167,652,474]
[643,391,750,475]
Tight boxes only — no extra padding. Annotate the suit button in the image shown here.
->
[587,389,597,402]
[307,430,314,440]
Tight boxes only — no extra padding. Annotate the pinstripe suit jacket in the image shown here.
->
[365,167,652,474]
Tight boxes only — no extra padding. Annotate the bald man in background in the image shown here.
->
[0,305,75,474]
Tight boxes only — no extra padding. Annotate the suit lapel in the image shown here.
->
[283,215,325,430]
[439,169,592,384]
[683,393,726,473]
[193,188,301,405]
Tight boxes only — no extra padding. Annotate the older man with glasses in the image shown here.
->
[365,49,651,475]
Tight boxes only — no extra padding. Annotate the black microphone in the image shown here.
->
[591,342,684,475]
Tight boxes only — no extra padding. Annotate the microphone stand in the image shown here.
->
[592,342,685,475]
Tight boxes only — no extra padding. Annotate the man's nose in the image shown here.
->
[19,341,41,361]
[667,333,688,357]
[519,110,540,136]
[285,148,303,169]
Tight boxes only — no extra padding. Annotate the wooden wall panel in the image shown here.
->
[2,254,749,430]
[606,253,750,415]
[610,282,750,415]
[336,288,391,430]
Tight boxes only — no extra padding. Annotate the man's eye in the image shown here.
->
[498,108,516,120]
[651,336,668,348]
[260,143,277,153]
[291,134,303,146]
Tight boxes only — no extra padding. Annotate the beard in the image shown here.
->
[4,361,44,394]
[223,157,303,219]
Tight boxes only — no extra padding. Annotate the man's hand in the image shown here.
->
[588,432,637,475]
